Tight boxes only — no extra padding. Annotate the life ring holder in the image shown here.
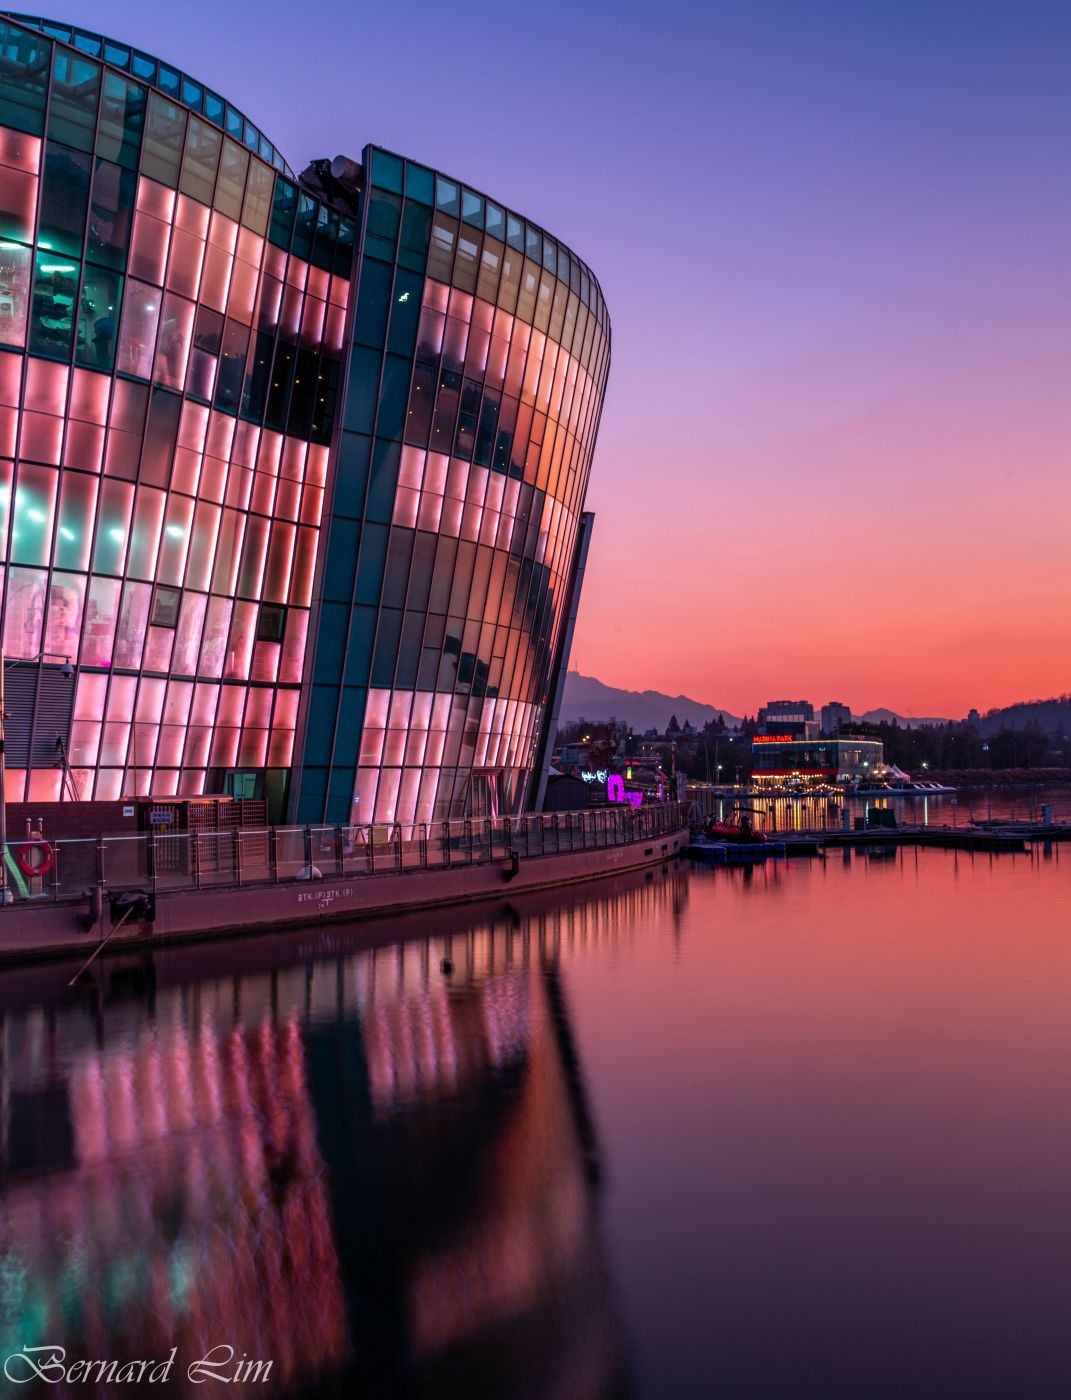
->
[14,839,55,880]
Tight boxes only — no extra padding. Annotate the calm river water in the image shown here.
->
[1,843,1069,1397]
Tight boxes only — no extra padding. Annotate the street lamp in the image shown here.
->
[1,650,73,904]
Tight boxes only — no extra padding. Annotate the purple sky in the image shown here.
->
[82,0,1071,715]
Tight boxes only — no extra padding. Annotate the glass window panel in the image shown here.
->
[204,91,224,126]
[141,92,186,187]
[371,149,403,193]
[97,72,145,171]
[78,578,118,666]
[75,264,122,370]
[404,161,434,205]
[11,462,57,564]
[172,589,206,672]
[241,159,273,236]
[39,142,91,257]
[86,158,135,270]
[48,50,100,153]
[127,207,170,283]
[0,240,32,347]
[179,116,221,205]
[0,21,50,136]
[45,569,84,657]
[154,292,194,389]
[126,485,165,578]
[116,277,160,377]
[92,477,133,572]
[113,580,151,667]
[157,64,180,99]
[3,564,46,656]
[29,246,80,355]
[53,469,96,569]
[0,161,36,243]
[461,189,483,228]
[214,138,248,220]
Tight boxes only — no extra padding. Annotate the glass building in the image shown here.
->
[0,16,610,825]
[751,737,885,787]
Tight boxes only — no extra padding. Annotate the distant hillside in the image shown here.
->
[858,708,952,728]
[561,672,740,733]
[978,696,1071,736]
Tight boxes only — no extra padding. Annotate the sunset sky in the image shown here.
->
[92,0,1071,718]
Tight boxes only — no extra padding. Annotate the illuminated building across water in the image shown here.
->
[751,736,885,788]
[0,14,609,823]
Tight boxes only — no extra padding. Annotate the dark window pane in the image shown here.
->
[87,158,135,269]
[268,176,296,248]
[354,257,391,348]
[386,269,422,357]
[30,249,79,357]
[150,584,181,627]
[404,162,434,205]
[75,264,122,369]
[0,21,50,135]
[40,142,91,257]
[257,603,285,642]
[97,73,145,170]
[371,149,403,193]
[48,50,100,153]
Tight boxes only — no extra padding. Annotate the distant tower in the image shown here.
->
[821,701,852,735]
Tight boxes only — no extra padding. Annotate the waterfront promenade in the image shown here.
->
[0,804,689,965]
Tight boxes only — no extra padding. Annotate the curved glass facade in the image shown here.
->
[294,149,609,825]
[0,17,609,823]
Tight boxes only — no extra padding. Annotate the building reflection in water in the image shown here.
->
[0,867,687,1396]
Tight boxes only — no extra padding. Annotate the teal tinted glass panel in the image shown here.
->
[291,193,316,260]
[157,64,180,99]
[30,249,79,358]
[103,41,130,67]
[204,91,224,125]
[335,217,355,279]
[268,177,296,248]
[85,158,133,267]
[386,270,422,357]
[73,33,102,57]
[48,51,101,153]
[370,149,403,194]
[0,21,50,135]
[225,105,242,138]
[435,177,459,217]
[485,201,505,240]
[131,52,156,83]
[398,201,430,273]
[181,77,202,111]
[323,521,360,601]
[243,119,258,152]
[40,143,91,258]
[461,189,483,228]
[98,73,145,170]
[332,433,370,517]
[76,265,122,370]
[42,22,71,42]
[404,162,433,205]
[505,213,523,251]
[343,347,380,433]
[367,188,400,247]
[354,258,391,348]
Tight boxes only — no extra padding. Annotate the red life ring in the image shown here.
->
[14,839,55,879]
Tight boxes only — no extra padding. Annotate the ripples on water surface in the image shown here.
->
[0,844,1068,1398]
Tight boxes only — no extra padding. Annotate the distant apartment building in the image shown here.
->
[821,701,852,735]
[757,699,817,739]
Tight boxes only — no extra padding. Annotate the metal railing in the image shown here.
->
[2,803,688,906]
